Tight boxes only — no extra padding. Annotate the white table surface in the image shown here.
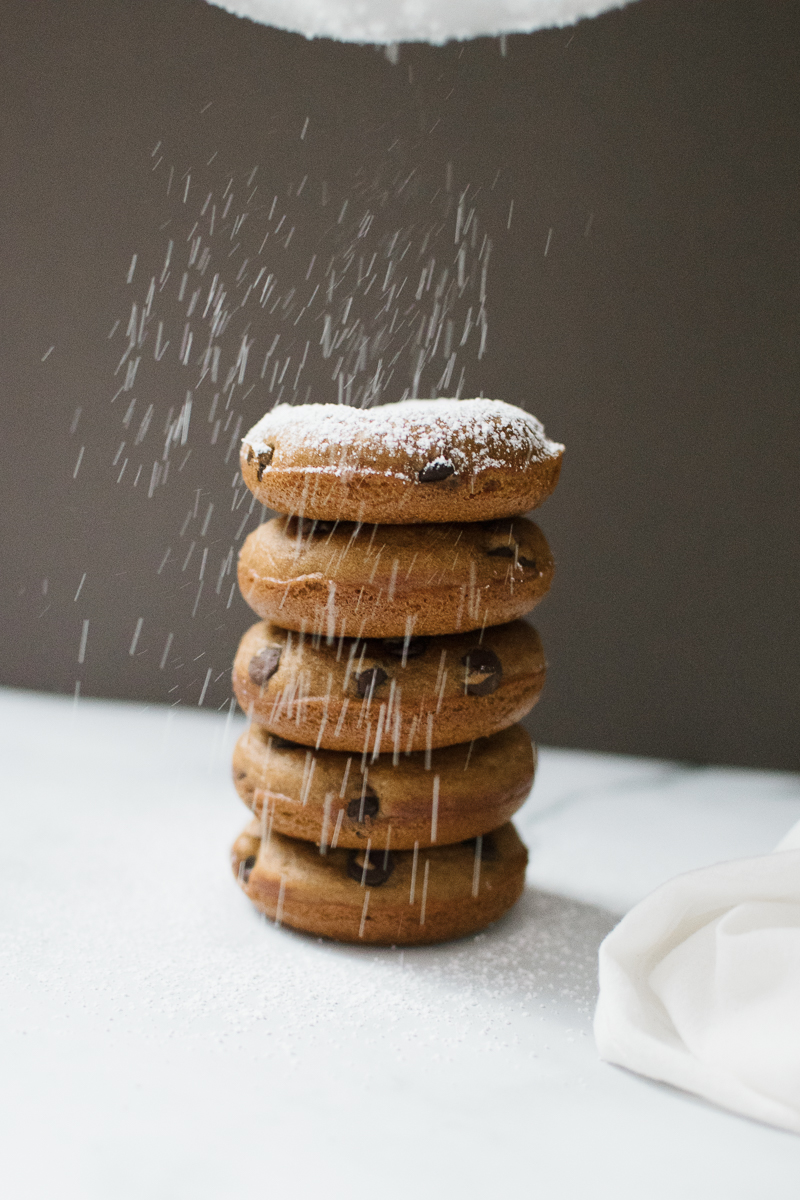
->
[2,686,800,1198]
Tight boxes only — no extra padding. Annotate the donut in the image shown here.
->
[240,398,564,524]
[238,514,554,638]
[232,723,535,850]
[232,618,546,753]
[231,819,528,945]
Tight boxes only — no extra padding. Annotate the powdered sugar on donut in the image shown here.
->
[243,398,564,479]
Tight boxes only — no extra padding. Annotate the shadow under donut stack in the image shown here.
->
[229,398,564,945]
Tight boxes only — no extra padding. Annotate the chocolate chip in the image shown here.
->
[419,459,455,483]
[242,854,257,882]
[248,646,281,686]
[346,789,380,823]
[246,447,254,464]
[461,647,503,696]
[462,647,501,674]
[380,636,429,660]
[255,446,274,481]
[347,847,394,887]
[355,666,388,699]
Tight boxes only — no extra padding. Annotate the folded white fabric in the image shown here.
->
[595,819,800,1134]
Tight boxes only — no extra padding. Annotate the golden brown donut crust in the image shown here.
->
[231,619,546,753]
[232,723,535,850]
[231,819,528,945]
[240,399,564,524]
[238,515,554,638]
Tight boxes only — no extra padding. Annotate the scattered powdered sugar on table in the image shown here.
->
[5,695,796,1195]
[244,397,564,475]
[0,693,610,1058]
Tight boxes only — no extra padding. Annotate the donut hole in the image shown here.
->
[240,854,257,883]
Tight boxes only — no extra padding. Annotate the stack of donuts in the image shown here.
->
[229,398,564,944]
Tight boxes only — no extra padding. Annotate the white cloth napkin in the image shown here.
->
[594,820,800,1134]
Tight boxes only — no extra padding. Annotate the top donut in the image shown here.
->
[240,398,564,524]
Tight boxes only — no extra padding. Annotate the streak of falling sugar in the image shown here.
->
[425,713,433,769]
[409,841,419,904]
[419,860,431,925]
[274,877,286,927]
[319,792,334,854]
[91,146,500,711]
[358,890,370,937]
[472,835,483,898]
[330,807,345,849]
[77,619,90,665]
[431,775,440,843]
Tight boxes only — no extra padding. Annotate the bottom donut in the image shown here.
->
[231,820,528,946]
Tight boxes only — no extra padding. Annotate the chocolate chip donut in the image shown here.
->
[231,819,528,945]
[240,398,564,524]
[238,515,554,639]
[232,723,535,850]
[231,618,546,753]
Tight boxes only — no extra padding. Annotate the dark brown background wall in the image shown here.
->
[1,0,798,769]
